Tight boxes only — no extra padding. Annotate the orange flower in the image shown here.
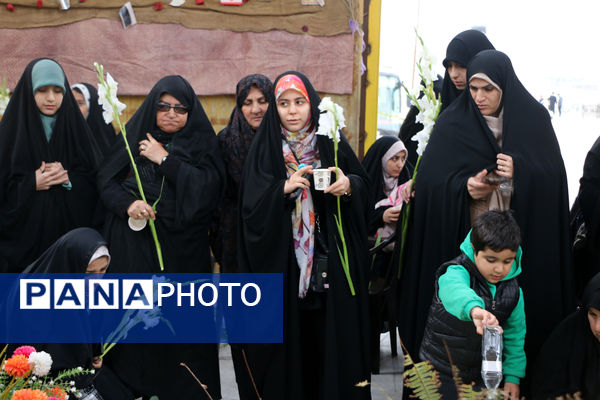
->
[44,387,67,400]
[3,354,30,377]
[11,389,48,400]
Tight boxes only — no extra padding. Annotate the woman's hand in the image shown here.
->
[127,200,156,221]
[496,153,514,179]
[284,165,313,194]
[467,169,497,200]
[400,180,414,204]
[324,167,351,197]
[139,133,169,165]
[35,161,69,190]
[383,207,401,223]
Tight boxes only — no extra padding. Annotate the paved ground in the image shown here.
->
[218,331,404,400]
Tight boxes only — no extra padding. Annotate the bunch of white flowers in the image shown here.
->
[316,97,346,142]
[95,63,126,124]
[28,351,52,377]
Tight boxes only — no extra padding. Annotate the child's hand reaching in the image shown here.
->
[503,382,519,399]
[470,306,502,335]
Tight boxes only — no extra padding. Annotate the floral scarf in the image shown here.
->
[277,75,320,298]
[282,125,319,298]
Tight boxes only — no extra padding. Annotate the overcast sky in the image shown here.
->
[379,0,600,103]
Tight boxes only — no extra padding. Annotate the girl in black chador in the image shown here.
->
[0,58,102,273]
[238,71,371,399]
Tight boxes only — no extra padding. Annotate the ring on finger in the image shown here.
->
[141,145,146,151]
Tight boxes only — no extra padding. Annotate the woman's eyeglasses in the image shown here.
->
[156,102,189,115]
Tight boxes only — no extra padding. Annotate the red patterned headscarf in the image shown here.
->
[275,74,310,104]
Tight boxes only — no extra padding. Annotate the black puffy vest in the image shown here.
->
[419,253,520,382]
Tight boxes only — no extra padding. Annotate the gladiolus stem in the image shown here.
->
[94,63,164,271]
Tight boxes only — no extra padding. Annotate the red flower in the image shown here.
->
[6,3,15,11]
[153,2,163,10]
[36,0,42,8]
[13,345,36,358]
[45,387,67,400]
[196,0,204,4]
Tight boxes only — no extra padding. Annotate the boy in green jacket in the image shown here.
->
[419,210,526,399]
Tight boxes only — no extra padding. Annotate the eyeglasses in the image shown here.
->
[156,102,189,115]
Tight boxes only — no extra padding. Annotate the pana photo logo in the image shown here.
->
[19,278,262,310]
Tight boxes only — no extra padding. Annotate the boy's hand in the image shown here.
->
[503,382,519,399]
[470,306,502,335]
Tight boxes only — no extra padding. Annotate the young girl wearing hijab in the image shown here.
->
[397,50,575,388]
[71,83,117,157]
[0,58,102,273]
[399,30,495,167]
[361,136,411,373]
[238,71,371,399]
[98,75,225,399]
[533,272,600,398]
[209,73,273,400]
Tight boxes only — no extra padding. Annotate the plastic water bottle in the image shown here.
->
[481,325,503,390]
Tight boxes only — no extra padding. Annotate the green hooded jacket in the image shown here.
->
[438,231,526,385]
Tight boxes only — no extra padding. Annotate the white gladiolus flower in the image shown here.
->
[95,63,126,124]
[0,95,9,116]
[28,351,52,377]
[316,97,346,143]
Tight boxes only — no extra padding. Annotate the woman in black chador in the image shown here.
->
[6,228,132,400]
[573,136,600,294]
[399,30,494,166]
[0,58,102,273]
[210,73,273,400]
[533,272,600,399]
[211,73,273,274]
[397,50,575,368]
[361,136,412,372]
[71,82,117,157]
[238,71,371,399]
[98,75,225,399]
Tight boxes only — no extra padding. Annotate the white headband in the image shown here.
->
[89,245,110,266]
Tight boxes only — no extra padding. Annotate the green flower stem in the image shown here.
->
[397,154,422,279]
[332,127,355,296]
[95,64,164,271]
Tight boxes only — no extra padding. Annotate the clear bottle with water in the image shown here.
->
[481,325,503,390]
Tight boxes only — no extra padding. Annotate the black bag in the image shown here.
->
[310,214,329,292]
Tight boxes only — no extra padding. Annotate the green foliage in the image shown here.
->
[403,348,442,400]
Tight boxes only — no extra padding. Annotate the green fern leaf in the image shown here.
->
[402,351,441,400]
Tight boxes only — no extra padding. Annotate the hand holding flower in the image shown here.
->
[139,133,169,165]
[324,166,351,196]
[127,200,156,221]
[400,180,414,204]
